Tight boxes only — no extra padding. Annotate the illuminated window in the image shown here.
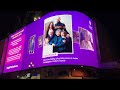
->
[71,69,85,77]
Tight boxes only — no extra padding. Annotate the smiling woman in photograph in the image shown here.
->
[80,31,94,51]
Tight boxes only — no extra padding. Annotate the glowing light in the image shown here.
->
[30,62,33,64]
[32,64,34,67]
[28,65,31,68]
[38,17,40,19]
[34,17,37,21]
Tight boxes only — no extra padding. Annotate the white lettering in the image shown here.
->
[6,65,18,69]
[10,37,22,46]
[11,29,24,39]
[7,53,21,62]
[8,45,22,56]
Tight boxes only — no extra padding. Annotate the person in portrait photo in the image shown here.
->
[54,17,70,38]
[80,30,94,51]
[73,31,79,44]
[38,36,43,47]
[46,22,55,38]
[49,29,66,53]
[46,27,55,43]
[29,36,35,54]
[61,30,72,52]
[43,37,50,46]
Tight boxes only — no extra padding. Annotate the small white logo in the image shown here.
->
[89,20,92,25]
[88,20,93,30]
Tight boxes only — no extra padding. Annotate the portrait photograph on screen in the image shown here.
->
[43,15,73,58]
[28,35,36,54]
[38,35,43,48]
[73,31,79,44]
[79,27,94,51]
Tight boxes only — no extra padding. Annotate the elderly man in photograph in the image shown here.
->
[54,17,70,37]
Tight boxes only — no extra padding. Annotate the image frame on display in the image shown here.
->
[73,30,79,44]
[78,27,94,51]
[42,15,74,58]
[38,35,43,48]
[28,34,36,54]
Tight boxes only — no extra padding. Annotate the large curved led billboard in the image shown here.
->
[4,11,99,73]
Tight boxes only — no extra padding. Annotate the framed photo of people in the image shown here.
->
[43,15,74,58]
[78,27,94,51]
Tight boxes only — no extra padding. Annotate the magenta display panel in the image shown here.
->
[4,11,99,73]
[4,28,26,73]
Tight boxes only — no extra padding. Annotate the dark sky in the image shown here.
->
[91,11,120,42]
[92,11,120,59]
[0,11,26,40]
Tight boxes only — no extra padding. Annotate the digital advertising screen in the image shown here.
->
[4,11,99,73]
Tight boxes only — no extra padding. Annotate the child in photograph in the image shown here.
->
[49,29,66,53]
[80,31,94,51]
[43,38,50,46]
[61,30,72,52]
[61,30,67,52]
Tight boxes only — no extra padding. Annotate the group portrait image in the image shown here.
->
[43,15,73,58]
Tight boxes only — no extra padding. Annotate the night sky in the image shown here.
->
[92,11,120,60]
[0,1,120,59]
[0,11,26,40]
